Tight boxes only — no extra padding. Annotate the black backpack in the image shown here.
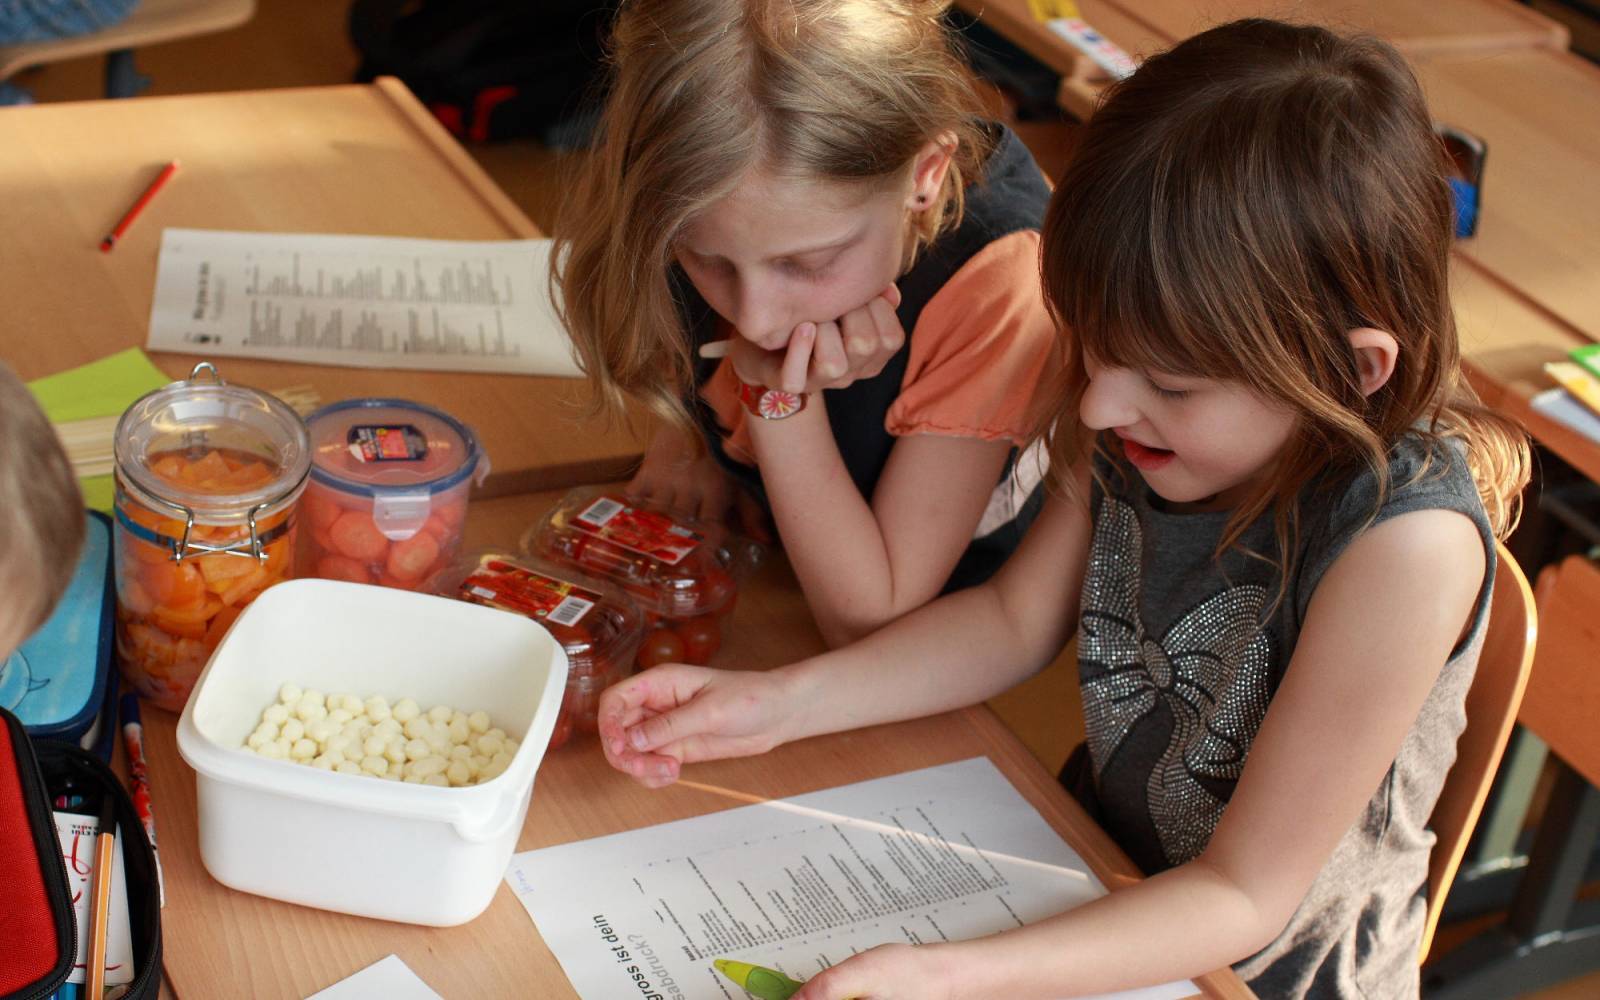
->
[349,0,615,147]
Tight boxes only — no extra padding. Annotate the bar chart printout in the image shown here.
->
[146,229,582,376]
[507,758,1197,1000]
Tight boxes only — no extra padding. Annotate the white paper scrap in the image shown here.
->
[506,757,1197,1000]
[305,954,443,1000]
[147,229,582,377]
[56,812,135,986]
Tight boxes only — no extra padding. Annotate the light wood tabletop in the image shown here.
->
[953,0,1568,121]
[951,0,1171,119]
[134,486,1252,999]
[1415,46,1600,344]
[0,78,646,497]
[1093,0,1568,56]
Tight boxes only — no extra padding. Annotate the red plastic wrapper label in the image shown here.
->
[460,559,598,627]
[570,496,702,566]
[347,424,428,463]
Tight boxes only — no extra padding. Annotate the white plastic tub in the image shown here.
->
[176,578,568,926]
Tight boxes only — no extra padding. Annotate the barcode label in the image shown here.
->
[578,497,625,526]
[548,596,596,627]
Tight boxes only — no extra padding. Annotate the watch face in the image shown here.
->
[756,388,804,419]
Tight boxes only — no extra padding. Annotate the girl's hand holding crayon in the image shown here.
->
[597,664,800,788]
[703,283,904,396]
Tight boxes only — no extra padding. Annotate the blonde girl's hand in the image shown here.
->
[627,425,772,540]
[705,284,904,395]
[791,943,957,1000]
[627,424,734,522]
[596,665,795,788]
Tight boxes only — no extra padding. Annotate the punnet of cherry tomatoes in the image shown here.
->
[522,487,763,671]
[296,399,485,593]
[427,551,645,751]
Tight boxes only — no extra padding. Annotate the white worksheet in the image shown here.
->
[147,229,582,377]
[507,757,1197,1000]
[305,955,442,1000]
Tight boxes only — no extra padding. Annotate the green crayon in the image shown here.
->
[714,958,805,1000]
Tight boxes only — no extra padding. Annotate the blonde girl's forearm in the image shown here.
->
[771,491,1093,745]
[747,404,1008,647]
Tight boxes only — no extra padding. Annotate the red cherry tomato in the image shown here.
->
[548,708,574,750]
[676,616,721,664]
[637,627,685,669]
[699,567,736,615]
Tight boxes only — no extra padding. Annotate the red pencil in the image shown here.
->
[100,160,180,252]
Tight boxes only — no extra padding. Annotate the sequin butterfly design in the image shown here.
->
[1078,497,1275,866]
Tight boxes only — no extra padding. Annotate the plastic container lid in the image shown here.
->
[305,399,482,497]
[522,487,761,620]
[428,552,643,682]
[114,363,311,523]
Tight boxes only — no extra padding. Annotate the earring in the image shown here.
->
[914,194,929,206]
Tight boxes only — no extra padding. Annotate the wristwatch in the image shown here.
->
[737,380,807,420]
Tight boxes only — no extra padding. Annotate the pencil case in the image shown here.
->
[0,706,162,1000]
[8,511,117,756]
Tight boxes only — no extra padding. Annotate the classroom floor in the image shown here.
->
[8,2,1595,997]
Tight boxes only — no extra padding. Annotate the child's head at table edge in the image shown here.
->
[1032,18,1528,577]
[552,0,991,434]
[0,361,85,654]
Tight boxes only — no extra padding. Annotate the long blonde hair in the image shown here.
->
[1036,20,1528,570]
[555,0,991,432]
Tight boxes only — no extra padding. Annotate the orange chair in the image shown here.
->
[1424,555,1600,997]
[1420,541,1538,963]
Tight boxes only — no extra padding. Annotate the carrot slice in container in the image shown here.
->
[143,559,205,607]
[302,488,344,530]
[329,511,388,562]
[218,565,269,606]
[181,450,232,487]
[316,555,370,584]
[385,531,440,582]
[198,553,257,590]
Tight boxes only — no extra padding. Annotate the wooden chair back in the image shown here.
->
[1420,541,1538,962]
[1517,555,1600,786]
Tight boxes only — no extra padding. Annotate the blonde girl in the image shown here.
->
[596,18,1530,999]
[556,0,1060,647]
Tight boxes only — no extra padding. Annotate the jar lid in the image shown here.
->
[305,398,481,497]
[114,363,311,521]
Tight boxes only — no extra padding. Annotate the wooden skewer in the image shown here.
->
[51,385,321,479]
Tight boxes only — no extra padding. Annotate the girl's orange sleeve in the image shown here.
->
[885,229,1059,446]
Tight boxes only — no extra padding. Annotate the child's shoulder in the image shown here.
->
[1298,430,1493,618]
[1319,430,1487,539]
[947,122,1053,245]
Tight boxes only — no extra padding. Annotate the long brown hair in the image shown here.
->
[1037,19,1528,572]
[554,0,991,433]
[0,362,84,650]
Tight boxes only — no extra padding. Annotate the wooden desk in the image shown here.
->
[136,487,1250,999]
[1096,0,1567,56]
[0,79,646,497]
[1415,47,1600,344]
[952,0,1170,119]
[955,0,1567,121]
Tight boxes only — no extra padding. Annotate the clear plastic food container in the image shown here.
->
[176,579,567,926]
[297,399,485,591]
[112,363,311,712]
[429,551,643,748]
[522,487,760,667]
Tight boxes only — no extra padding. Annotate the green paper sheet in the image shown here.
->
[26,348,173,512]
